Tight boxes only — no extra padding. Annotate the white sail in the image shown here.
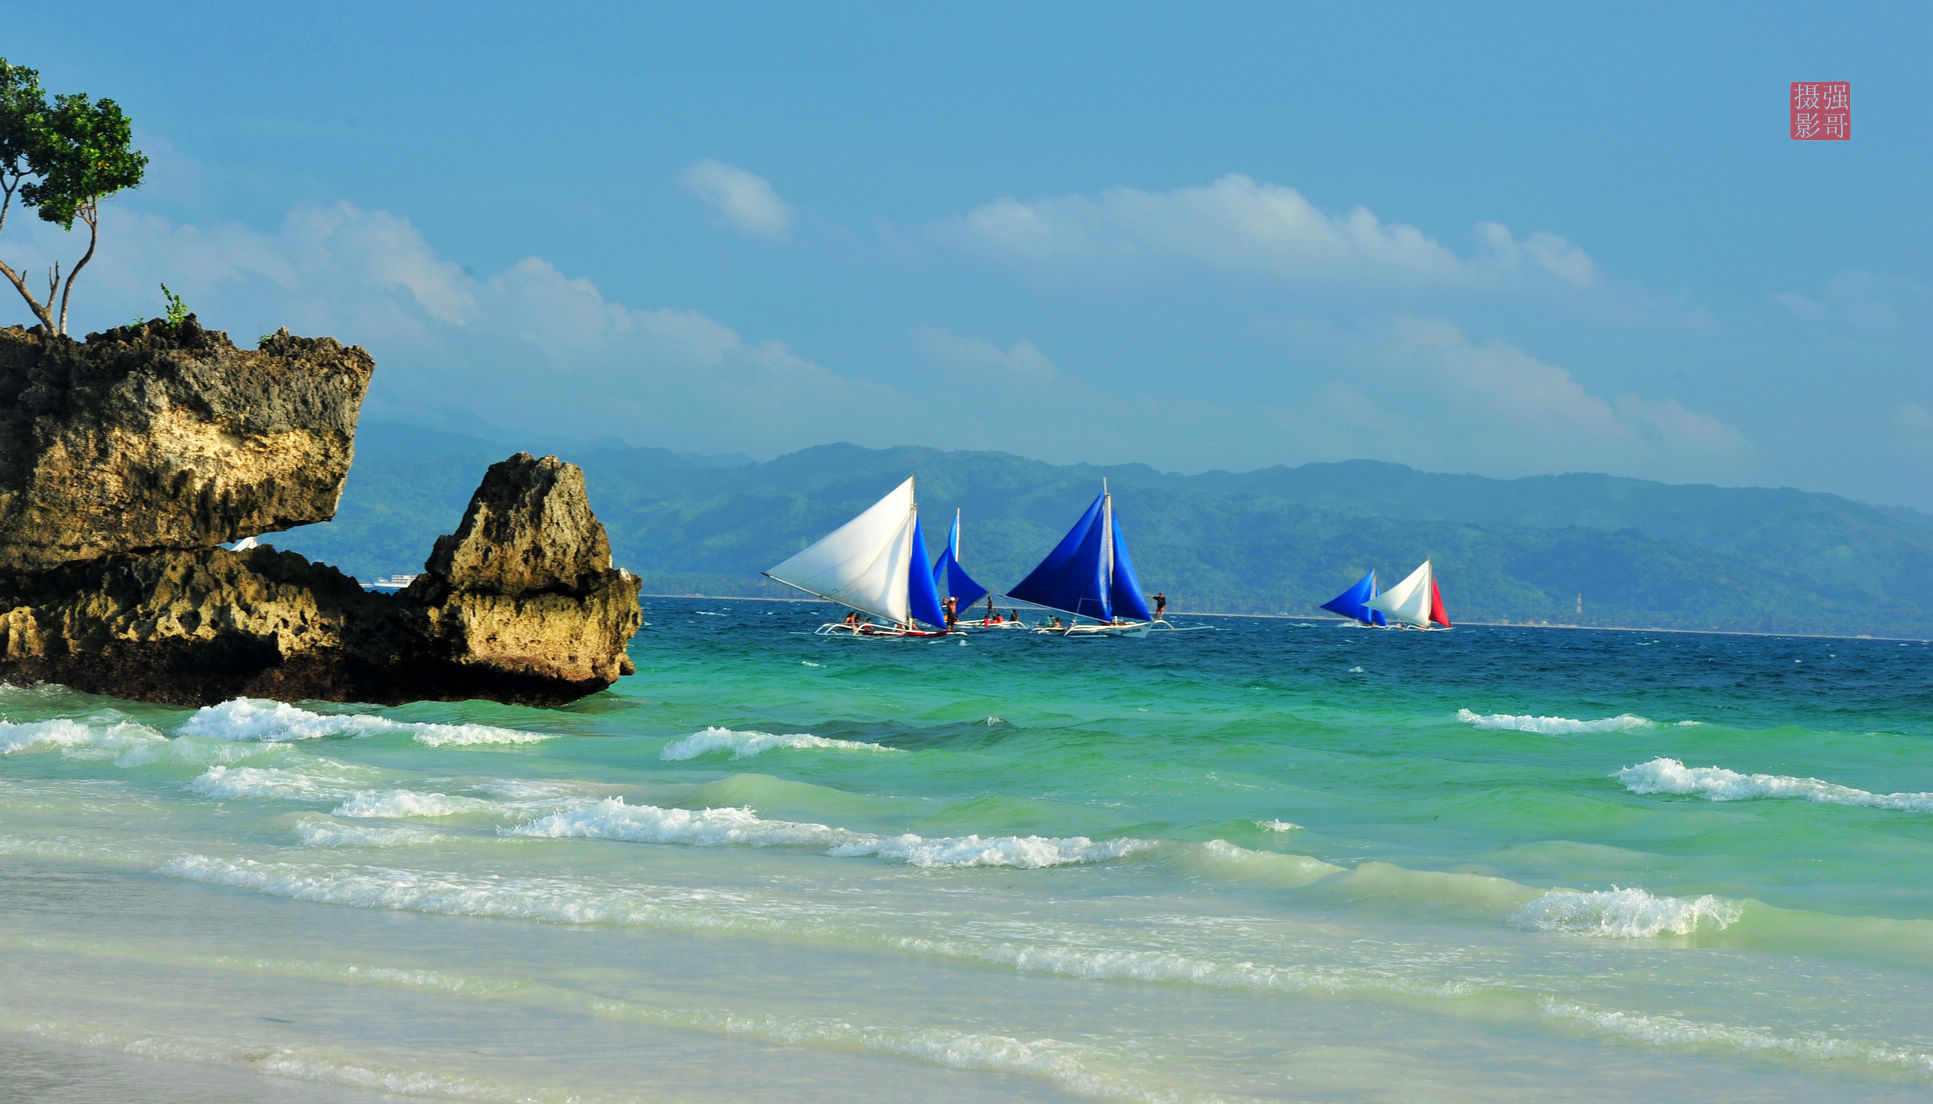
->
[765,477,919,624]
[1365,560,1434,628]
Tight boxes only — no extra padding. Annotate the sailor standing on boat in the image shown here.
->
[1151,592,1166,620]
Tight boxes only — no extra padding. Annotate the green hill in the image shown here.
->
[269,423,1933,639]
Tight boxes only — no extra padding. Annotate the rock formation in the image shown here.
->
[0,319,369,573]
[0,320,641,706]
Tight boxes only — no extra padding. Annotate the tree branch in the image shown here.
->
[58,198,99,335]
[0,256,55,329]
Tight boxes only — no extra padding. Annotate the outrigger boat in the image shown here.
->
[1008,481,1164,636]
[932,509,998,625]
[763,476,955,637]
[1364,559,1452,630]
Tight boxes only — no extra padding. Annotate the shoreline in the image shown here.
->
[636,593,1928,644]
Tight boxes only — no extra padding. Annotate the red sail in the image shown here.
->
[1428,578,1452,628]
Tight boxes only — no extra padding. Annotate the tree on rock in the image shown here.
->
[0,58,147,336]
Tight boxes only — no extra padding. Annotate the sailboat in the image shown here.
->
[1008,482,1159,636]
[1363,559,1452,630]
[1320,570,1387,627]
[763,476,953,637]
[932,509,991,613]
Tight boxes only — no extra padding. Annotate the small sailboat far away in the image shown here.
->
[1320,570,1387,627]
[763,476,954,637]
[1007,481,1163,636]
[1363,559,1452,630]
[931,509,998,625]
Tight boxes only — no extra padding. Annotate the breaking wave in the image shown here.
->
[1509,886,1743,937]
[330,789,510,819]
[659,725,901,760]
[506,797,1152,869]
[0,717,166,759]
[1617,757,1933,812]
[1457,709,1655,734]
[178,698,552,748]
[180,699,394,742]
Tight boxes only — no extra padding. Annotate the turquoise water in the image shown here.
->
[3,598,1932,1102]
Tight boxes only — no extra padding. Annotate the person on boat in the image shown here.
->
[943,596,958,631]
[1152,591,1166,620]
[844,611,859,628]
[1049,616,1063,629]
[984,596,995,625]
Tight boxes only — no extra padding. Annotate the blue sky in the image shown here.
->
[8,3,1931,506]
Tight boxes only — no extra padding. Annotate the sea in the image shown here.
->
[3,598,1931,1103]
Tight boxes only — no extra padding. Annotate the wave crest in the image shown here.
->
[1457,708,1654,734]
[1509,886,1742,937]
[179,697,550,748]
[0,718,165,759]
[507,797,1150,869]
[660,726,899,761]
[1618,757,1933,812]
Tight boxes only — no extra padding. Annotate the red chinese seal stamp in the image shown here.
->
[1791,82,1850,140]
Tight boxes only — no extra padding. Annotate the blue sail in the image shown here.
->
[1321,570,1386,626]
[1008,492,1113,620]
[906,518,948,629]
[1108,518,1154,621]
[931,514,989,610]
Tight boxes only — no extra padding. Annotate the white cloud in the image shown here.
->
[928,174,1594,290]
[1775,271,1933,336]
[1282,317,1754,483]
[0,193,1752,490]
[680,159,795,240]
[912,327,1058,387]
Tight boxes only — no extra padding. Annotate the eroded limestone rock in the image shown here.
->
[0,319,373,572]
[0,324,640,706]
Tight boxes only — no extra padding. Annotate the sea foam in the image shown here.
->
[1509,886,1743,937]
[506,796,1152,869]
[178,697,552,748]
[1457,708,1655,734]
[660,725,900,760]
[331,789,508,819]
[0,718,165,759]
[1617,757,1933,812]
[180,699,393,742]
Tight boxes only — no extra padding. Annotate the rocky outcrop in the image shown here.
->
[0,323,640,706]
[0,318,372,572]
[404,454,641,688]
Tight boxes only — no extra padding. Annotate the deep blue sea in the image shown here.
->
[3,599,1931,1102]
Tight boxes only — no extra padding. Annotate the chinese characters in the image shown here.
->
[1791,82,1850,141]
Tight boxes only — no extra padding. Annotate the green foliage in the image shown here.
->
[0,60,46,175]
[258,333,274,349]
[17,90,145,230]
[160,283,187,328]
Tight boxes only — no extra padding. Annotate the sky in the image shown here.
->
[6,3,1931,507]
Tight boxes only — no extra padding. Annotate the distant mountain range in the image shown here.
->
[270,420,1933,639]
